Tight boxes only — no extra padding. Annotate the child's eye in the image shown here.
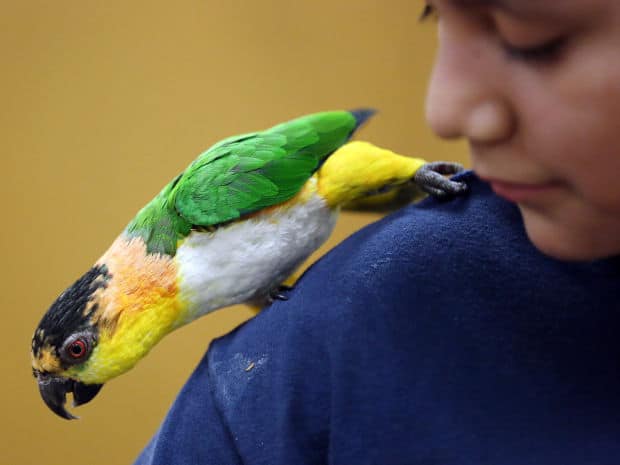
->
[419,2,566,66]
[501,36,566,64]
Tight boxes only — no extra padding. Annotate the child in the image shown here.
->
[423,0,620,261]
[136,2,620,463]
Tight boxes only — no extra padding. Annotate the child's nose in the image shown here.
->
[425,26,515,145]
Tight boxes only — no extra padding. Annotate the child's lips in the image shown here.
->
[483,178,563,203]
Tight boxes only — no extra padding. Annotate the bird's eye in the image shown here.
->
[67,339,88,359]
[61,333,94,364]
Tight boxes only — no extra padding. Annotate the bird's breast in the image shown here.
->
[174,190,337,325]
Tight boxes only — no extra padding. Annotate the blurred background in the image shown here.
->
[1,1,468,463]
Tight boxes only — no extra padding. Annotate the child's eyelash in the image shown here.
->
[502,37,567,63]
[419,3,437,22]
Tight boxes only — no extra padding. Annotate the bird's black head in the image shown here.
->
[31,265,111,419]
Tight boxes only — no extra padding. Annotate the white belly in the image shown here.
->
[175,194,337,324]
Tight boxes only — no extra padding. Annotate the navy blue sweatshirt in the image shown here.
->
[136,172,620,465]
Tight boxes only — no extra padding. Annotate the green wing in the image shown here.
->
[126,110,373,255]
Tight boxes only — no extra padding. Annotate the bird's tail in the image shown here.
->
[348,108,377,136]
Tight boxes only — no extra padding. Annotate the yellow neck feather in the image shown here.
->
[70,295,183,383]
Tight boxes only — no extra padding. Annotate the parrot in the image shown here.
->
[31,109,466,419]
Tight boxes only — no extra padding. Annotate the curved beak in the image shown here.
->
[37,375,103,420]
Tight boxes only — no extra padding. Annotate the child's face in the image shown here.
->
[424,0,620,260]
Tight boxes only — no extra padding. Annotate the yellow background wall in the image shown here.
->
[1,1,468,463]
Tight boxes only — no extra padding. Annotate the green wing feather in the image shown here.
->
[125,110,373,255]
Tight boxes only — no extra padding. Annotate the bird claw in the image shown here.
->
[413,162,468,198]
[267,284,292,303]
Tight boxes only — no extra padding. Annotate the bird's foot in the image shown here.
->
[413,162,468,198]
[267,284,293,303]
